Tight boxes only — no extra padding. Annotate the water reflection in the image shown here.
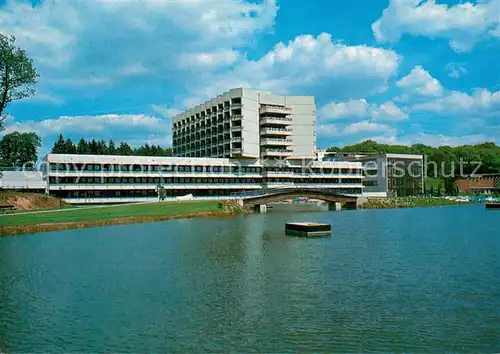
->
[0,204,499,352]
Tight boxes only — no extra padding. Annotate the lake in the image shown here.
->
[0,204,499,352]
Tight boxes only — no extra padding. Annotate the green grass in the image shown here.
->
[0,201,222,227]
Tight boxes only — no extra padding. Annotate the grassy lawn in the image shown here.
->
[0,201,221,227]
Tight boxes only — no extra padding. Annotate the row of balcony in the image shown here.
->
[259,105,292,115]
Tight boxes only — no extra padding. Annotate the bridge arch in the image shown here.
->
[236,188,359,210]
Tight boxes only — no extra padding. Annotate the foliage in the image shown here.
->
[0,34,39,130]
[0,131,41,168]
[327,139,500,176]
[50,135,173,156]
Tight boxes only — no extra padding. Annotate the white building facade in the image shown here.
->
[44,154,364,204]
[172,88,316,160]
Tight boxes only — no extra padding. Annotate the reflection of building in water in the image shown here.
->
[320,152,424,197]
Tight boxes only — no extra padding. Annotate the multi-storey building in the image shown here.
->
[172,88,316,159]
[321,152,424,197]
[43,154,364,204]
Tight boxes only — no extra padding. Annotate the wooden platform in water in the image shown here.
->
[285,222,331,237]
[485,203,500,210]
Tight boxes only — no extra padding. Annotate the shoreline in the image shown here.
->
[359,197,467,210]
[0,210,245,237]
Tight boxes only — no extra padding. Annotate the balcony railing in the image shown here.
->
[260,138,292,146]
[231,137,243,143]
[260,116,292,125]
[231,126,243,132]
[261,149,293,157]
[231,115,242,121]
[259,105,292,115]
[231,103,242,109]
[231,148,243,154]
[260,127,292,135]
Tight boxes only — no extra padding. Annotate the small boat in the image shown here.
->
[485,203,500,210]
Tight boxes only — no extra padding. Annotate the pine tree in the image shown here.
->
[108,139,116,155]
[51,134,66,154]
[116,141,133,155]
[76,138,89,155]
[89,139,99,154]
[64,138,76,154]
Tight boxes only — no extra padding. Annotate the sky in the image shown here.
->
[0,0,499,154]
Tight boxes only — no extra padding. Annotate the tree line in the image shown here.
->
[327,140,500,176]
[51,134,173,157]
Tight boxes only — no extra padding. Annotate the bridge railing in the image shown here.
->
[230,188,355,199]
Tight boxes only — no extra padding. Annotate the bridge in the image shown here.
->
[231,188,359,212]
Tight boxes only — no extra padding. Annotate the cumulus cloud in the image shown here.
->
[372,0,500,52]
[319,99,369,120]
[318,121,397,138]
[371,101,408,121]
[4,114,173,153]
[319,99,407,122]
[0,0,278,87]
[413,88,500,115]
[185,33,402,104]
[396,65,444,97]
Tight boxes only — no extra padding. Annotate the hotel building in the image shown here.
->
[41,88,367,204]
[44,154,364,204]
[172,88,316,159]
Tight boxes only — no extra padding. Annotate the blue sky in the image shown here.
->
[1,0,499,153]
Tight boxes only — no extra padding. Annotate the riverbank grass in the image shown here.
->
[0,200,223,227]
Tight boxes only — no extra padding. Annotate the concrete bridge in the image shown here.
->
[232,188,359,213]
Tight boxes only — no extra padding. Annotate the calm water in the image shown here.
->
[1,204,499,352]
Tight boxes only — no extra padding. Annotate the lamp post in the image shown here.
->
[59,186,62,209]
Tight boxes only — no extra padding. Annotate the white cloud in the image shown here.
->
[320,99,369,120]
[371,101,408,121]
[373,132,497,147]
[319,120,396,137]
[413,88,500,115]
[372,0,500,52]
[179,50,240,69]
[186,33,402,103]
[319,99,407,122]
[151,105,182,119]
[4,114,172,152]
[0,0,278,87]
[343,121,395,135]
[446,63,468,79]
[397,65,444,97]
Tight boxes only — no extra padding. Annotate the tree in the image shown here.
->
[76,138,90,154]
[0,131,41,168]
[89,139,99,154]
[116,141,133,155]
[108,139,116,155]
[0,34,39,130]
[64,138,76,154]
[51,134,66,154]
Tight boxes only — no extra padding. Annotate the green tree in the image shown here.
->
[51,134,66,154]
[0,131,41,168]
[64,138,76,154]
[89,139,99,154]
[96,140,108,155]
[0,34,39,130]
[108,139,116,155]
[116,141,133,155]
[76,138,90,154]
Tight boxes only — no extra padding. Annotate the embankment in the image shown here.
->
[359,197,464,210]
[0,200,249,237]
[0,191,69,211]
